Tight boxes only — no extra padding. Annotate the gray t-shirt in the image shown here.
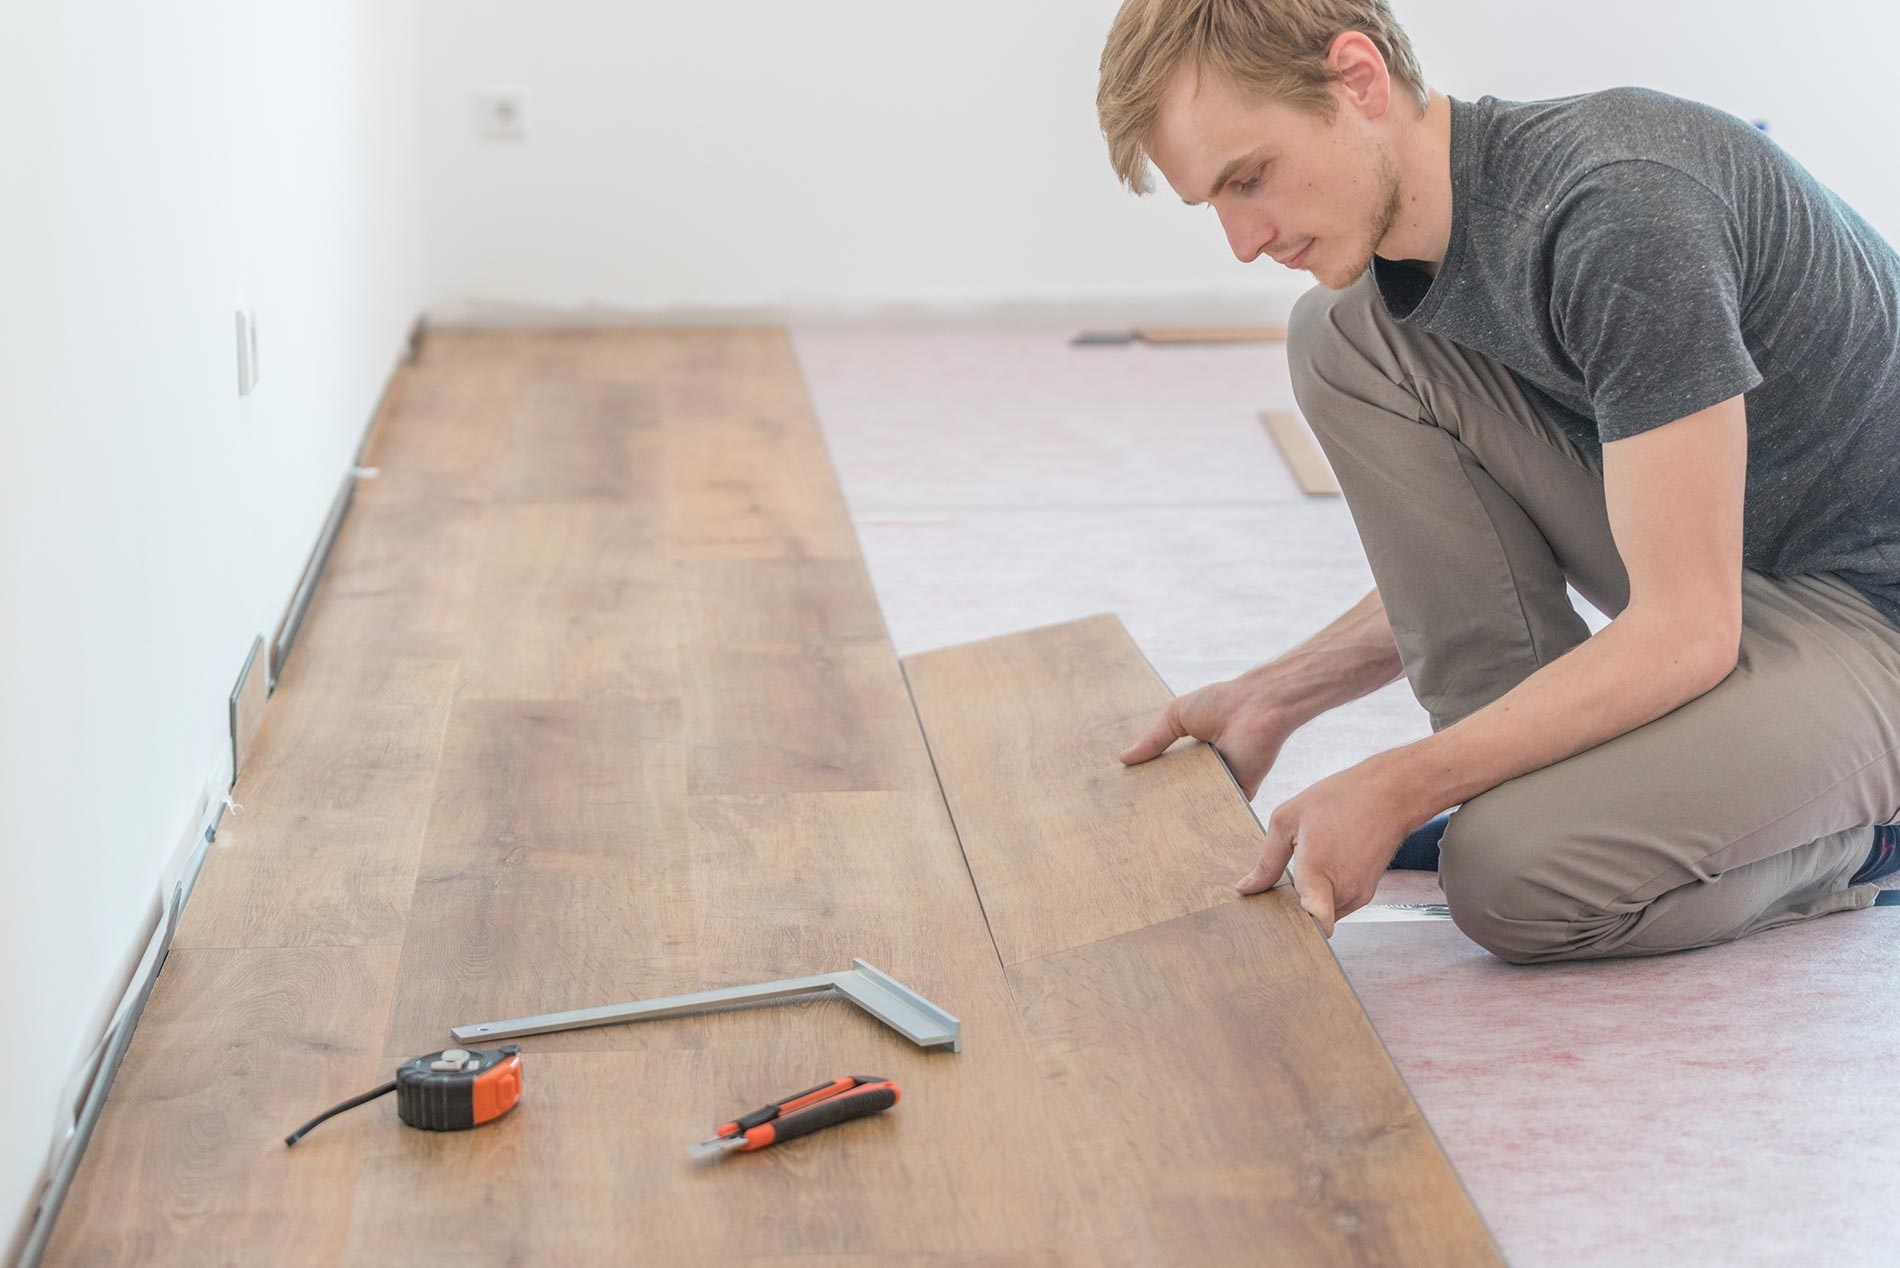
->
[1372,88,1900,628]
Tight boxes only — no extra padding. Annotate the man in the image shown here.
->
[1098,0,1900,962]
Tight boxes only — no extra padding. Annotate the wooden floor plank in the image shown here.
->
[901,613,1251,966]
[1135,323,1288,343]
[904,614,1505,1266]
[681,558,890,652]
[1262,407,1342,496]
[458,502,679,702]
[659,332,862,562]
[376,694,694,1061]
[353,347,516,506]
[493,377,662,505]
[680,641,940,796]
[1008,901,1503,1266]
[348,326,1089,1259]
[292,497,487,658]
[43,947,400,1268]
[354,793,1091,1263]
[172,654,460,950]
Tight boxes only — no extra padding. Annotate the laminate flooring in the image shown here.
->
[45,328,1496,1265]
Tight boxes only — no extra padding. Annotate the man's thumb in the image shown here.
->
[1120,708,1184,765]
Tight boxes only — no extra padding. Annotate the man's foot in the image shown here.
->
[1849,824,1900,886]
[1389,812,1450,870]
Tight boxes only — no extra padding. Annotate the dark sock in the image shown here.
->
[1389,812,1451,871]
[1849,824,1900,886]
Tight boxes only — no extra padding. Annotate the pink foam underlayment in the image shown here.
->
[1338,869,1900,1268]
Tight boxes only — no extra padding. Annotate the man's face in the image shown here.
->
[1147,65,1400,290]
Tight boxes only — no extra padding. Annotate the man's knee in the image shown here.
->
[1439,793,1587,965]
[1286,276,1382,427]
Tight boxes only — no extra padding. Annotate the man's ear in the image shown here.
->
[1327,31,1392,119]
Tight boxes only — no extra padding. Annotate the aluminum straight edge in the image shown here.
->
[450,960,963,1052]
[841,958,961,1052]
[451,973,843,1044]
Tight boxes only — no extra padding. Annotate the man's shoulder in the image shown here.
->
[1463,87,1759,220]
[1475,87,1753,175]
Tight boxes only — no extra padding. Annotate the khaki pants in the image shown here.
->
[1287,276,1900,964]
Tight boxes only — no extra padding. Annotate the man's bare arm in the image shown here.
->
[1379,395,1747,818]
[1119,585,1406,798]
[1238,586,1407,734]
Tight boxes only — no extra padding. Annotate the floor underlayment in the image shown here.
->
[792,320,1900,1268]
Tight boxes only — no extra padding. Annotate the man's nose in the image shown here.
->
[1217,206,1274,264]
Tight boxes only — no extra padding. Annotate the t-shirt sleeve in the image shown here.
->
[1546,160,1762,442]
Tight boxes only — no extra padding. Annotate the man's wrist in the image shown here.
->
[1232,665,1316,738]
[1359,743,1453,835]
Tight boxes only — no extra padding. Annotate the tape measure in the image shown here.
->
[285,1045,523,1146]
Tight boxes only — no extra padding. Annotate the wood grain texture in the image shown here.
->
[906,614,1504,1265]
[52,327,1460,1264]
[291,497,487,657]
[458,502,678,702]
[351,345,516,506]
[355,794,1090,1264]
[47,325,1097,1263]
[1008,900,1504,1267]
[901,613,1254,966]
[173,654,460,950]
[1262,408,1342,496]
[43,947,400,1268]
[493,378,662,504]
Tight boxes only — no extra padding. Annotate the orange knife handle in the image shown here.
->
[716,1076,862,1139]
[738,1080,900,1151]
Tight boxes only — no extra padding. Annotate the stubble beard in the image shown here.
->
[1313,148,1403,290]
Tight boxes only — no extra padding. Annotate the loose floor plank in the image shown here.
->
[904,614,1505,1265]
[1135,323,1288,343]
[1009,901,1503,1266]
[1262,407,1342,496]
[901,613,1251,966]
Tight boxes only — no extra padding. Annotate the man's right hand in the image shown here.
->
[1118,676,1297,800]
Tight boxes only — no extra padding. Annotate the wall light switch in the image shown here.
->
[235,307,258,395]
[478,91,527,141]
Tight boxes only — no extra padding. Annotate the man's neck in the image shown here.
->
[1375,89,1455,273]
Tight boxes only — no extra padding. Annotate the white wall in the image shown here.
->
[416,0,1310,322]
[0,3,422,1256]
[417,0,1900,324]
[1409,0,1900,240]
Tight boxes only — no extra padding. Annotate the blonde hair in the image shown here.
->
[1097,0,1429,194]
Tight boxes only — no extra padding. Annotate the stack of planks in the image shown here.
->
[45,328,1499,1266]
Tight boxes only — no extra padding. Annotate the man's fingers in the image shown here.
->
[1300,873,1338,938]
[1234,818,1294,894]
[1119,705,1185,765]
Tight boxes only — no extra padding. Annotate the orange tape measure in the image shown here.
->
[285,1045,523,1146]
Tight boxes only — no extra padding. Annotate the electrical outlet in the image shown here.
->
[478,91,527,141]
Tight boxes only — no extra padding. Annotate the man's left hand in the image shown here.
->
[1235,757,1427,937]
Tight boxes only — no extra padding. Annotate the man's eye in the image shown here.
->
[1233,174,1262,194]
